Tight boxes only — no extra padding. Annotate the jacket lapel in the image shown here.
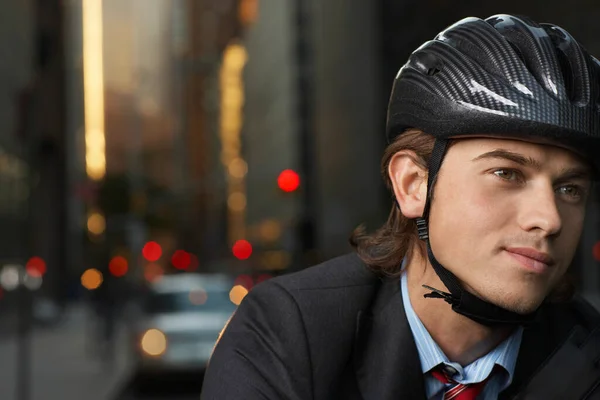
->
[353,277,426,400]
[500,301,586,399]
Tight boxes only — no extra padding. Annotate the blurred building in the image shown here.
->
[242,0,385,269]
[64,0,248,281]
[0,0,34,261]
[0,0,68,303]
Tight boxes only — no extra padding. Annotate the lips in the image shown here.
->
[505,247,555,273]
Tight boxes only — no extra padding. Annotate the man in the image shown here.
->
[202,14,600,399]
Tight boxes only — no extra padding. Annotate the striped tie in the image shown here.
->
[431,365,493,400]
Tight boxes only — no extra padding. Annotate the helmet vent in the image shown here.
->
[410,51,444,77]
[506,41,526,66]
[427,67,441,76]
[554,48,576,102]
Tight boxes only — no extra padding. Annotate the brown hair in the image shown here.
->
[349,128,433,277]
[349,128,574,302]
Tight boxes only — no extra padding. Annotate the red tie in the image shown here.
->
[431,365,494,400]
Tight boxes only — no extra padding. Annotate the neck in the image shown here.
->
[405,247,515,366]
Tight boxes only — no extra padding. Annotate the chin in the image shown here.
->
[497,299,542,315]
[479,287,546,315]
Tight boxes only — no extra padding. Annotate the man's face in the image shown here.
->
[428,137,592,314]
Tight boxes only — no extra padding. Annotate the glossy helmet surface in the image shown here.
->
[386,14,600,160]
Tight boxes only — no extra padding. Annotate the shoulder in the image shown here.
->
[246,252,382,326]
[268,252,381,291]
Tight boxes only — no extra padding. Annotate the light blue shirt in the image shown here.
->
[400,268,523,400]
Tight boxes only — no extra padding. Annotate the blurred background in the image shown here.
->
[2,0,600,399]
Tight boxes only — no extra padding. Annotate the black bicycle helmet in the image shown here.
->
[386,14,600,327]
[387,14,600,150]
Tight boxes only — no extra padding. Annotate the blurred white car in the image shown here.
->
[132,273,237,374]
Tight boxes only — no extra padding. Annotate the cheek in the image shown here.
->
[430,177,511,237]
[428,180,508,265]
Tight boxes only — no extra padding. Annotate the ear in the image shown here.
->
[388,150,428,218]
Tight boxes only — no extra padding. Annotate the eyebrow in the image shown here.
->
[471,149,592,180]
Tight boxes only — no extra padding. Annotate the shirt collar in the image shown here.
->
[400,260,523,386]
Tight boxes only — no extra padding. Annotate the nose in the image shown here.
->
[517,184,562,237]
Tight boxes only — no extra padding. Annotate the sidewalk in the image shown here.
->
[0,304,132,400]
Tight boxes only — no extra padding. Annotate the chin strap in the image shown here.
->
[418,138,537,327]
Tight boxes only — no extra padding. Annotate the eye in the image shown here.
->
[493,169,521,182]
[556,185,585,200]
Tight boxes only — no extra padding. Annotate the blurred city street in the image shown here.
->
[0,305,130,400]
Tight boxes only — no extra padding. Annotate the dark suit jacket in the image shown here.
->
[201,252,600,400]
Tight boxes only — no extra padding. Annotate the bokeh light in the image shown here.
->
[87,212,106,235]
[258,219,282,243]
[171,250,191,270]
[142,241,162,262]
[188,253,200,271]
[109,256,128,277]
[26,256,46,277]
[227,192,247,212]
[0,265,20,291]
[141,329,167,356]
[228,157,248,178]
[81,268,103,290]
[229,285,249,305]
[232,240,252,260]
[277,169,300,192]
[24,274,42,291]
[189,289,208,305]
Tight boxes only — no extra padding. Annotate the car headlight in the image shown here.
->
[141,328,167,356]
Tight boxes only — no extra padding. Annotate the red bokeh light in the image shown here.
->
[26,257,47,277]
[232,240,253,260]
[142,241,162,262]
[188,253,199,271]
[235,274,254,290]
[277,169,300,192]
[593,241,600,262]
[171,250,191,270]
[109,256,128,277]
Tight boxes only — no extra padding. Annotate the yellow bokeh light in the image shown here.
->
[228,158,248,179]
[258,219,282,243]
[81,268,103,290]
[227,192,247,212]
[87,212,106,235]
[141,329,167,356]
[220,42,248,246]
[82,0,106,181]
[229,285,249,306]
[85,131,105,148]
